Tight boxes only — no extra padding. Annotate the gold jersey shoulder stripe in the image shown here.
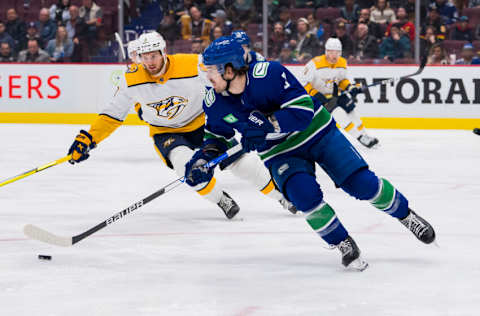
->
[313,55,347,69]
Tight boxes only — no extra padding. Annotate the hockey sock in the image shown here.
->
[332,107,362,139]
[369,178,409,219]
[305,202,348,245]
[346,109,367,137]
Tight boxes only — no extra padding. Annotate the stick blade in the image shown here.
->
[23,224,73,247]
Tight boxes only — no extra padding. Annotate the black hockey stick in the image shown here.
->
[361,54,428,91]
[24,145,242,247]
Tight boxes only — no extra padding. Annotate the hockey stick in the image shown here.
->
[0,155,72,188]
[361,54,428,91]
[114,32,127,62]
[23,145,242,247]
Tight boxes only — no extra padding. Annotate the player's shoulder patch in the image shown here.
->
[252,61,270,78]
[204,87,216,108]
[124,64,155,87]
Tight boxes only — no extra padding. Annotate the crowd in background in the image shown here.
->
[1,0,480,65]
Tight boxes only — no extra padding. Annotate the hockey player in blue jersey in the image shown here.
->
[231,30,265,64]
[184,36,436,271]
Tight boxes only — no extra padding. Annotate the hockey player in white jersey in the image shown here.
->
[67,32,295,219]
[301,37,379,148]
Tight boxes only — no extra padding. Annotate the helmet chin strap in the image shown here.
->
[222,72,238,95]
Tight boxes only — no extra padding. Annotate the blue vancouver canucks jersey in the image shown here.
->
[202,61,335,164]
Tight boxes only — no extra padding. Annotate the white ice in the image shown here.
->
[1,124,479,316]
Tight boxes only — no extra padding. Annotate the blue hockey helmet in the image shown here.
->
[231,30,250,46]
[202,36,246,74]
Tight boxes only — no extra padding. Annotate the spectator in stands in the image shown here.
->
[295,0,329,8]
[475,24,480,41]
[278,6,296,40]
[173,0,196,19]
[334,21,354,57]
[269,22,289,59]
[357,8,383,41]
[386,7,414,42]
[290,18,321,63]
[211,9,233,37]
[380,23,411,61]
[46,26,74,62]
[180,5,214,45]
[0,42,15,62]
[357,0,375,7]
[430,0,458,25]
[277,43,298,63]
[370,0,396,25]
[79,0,103,44]
[402,0,427,21]
[0,21,15,52]
[5,8,26,53]
[455,43,480,64]
[420,25,442,55]
[35,8,58,46]
[157,11,180,44]
[50,0,72,25]
[18,22,44,52]
[422,6,447,40]
[352,23,379,59]
[426,43,449,64]
[66,5,88,62]
[231,0,254,25]
[469,0,480,7]
[211,26,224,41]
[451,16,473,41]
[191,37,204,53]
[339,0,361,24]
[201,0,222,20]
[17,39,50,62]
[307,13,324,40]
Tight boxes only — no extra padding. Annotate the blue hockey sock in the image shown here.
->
[370,178,409,219]
[305,202,349,245]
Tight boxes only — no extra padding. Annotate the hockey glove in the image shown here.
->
[185,149,215,186]
[240,110,275,152]
[68,130,97,164]
[346,84,363,97]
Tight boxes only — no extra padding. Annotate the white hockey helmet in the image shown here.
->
[137,31,167,56]
[325,37,342,52]
[127,39,141,63]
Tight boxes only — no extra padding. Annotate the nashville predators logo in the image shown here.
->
[163,137,175,148]
[146,96,188,120]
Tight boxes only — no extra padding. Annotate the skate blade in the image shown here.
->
[346,258,369,272]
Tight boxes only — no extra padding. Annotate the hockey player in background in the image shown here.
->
[301,37,379,148]
[185,36,436,270]
[67,32,296,220]
[231,30,265,64]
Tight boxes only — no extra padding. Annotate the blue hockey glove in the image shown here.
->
[185,149,215,186]
[68,130,96,164]
[240,110,275,152]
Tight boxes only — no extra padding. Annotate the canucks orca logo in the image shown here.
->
[146,96,188,120]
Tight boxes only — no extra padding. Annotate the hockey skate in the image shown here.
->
[217,191,240,219]
[279,198,298,214]
[357,134,379,148]
[399,209,436,244]
[336,236,368,271]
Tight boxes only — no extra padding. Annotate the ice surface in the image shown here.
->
[1,124,479,316]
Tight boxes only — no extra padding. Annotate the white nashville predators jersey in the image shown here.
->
[300,55,351,97]
[103,54,208,136]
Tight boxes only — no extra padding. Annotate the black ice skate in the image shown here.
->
[336,236,368,271]
[399,209,436,244]
[279,198,298,214]
[217,191,240,219]
[357,134,379,148]
[473,128,480,135]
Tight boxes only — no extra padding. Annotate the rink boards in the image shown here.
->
[0,63,479,129]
